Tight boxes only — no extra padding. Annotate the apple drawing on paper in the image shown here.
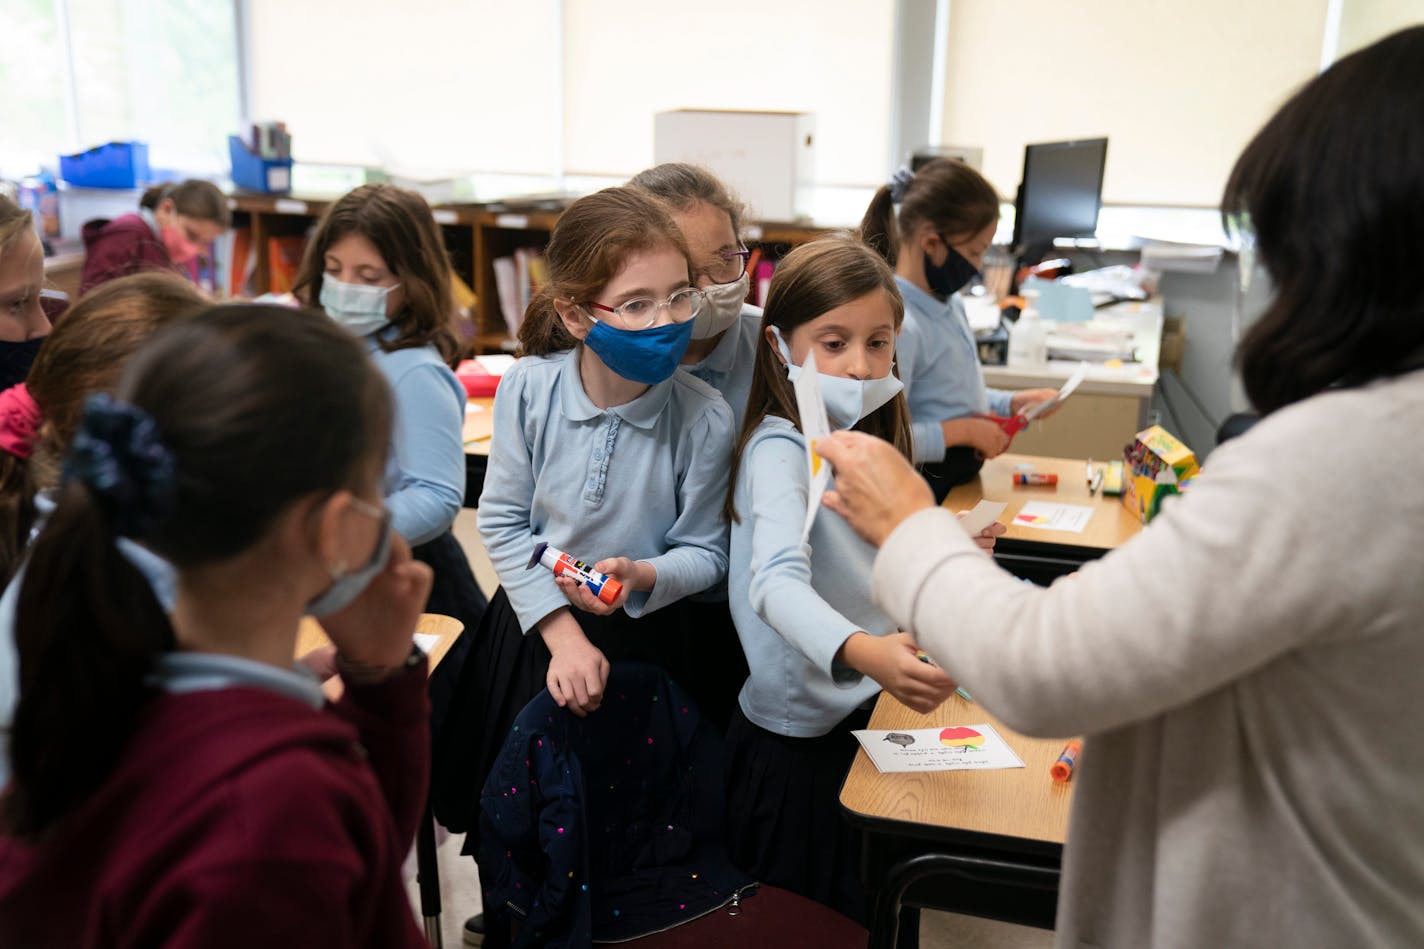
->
[939,726,985,751]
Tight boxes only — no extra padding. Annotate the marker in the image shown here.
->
[1050,739,1083,782]
[955,686,973,703]
[526,542,624,605]
[1013,472,1058,486]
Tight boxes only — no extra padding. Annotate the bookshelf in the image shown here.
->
[227,194,838,355]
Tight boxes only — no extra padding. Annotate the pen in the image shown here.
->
[1050,738,1083,782]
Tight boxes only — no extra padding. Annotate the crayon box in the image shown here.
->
[1121,425,1198,523]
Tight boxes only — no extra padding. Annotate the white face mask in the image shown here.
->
[319,275,398,337]
[691,273,750,340]
[770,326,904,430]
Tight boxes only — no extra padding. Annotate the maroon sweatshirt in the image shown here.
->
[0,664,431,948]
[79,213,180,296]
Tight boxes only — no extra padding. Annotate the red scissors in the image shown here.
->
[977,412,1029,439]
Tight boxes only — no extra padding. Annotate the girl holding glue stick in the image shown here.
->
[722,237,1001,921]
[430,188,733,859]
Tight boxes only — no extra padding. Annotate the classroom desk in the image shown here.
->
[945,453,1142,584]
[981,299,1162,460]
[842,460,1141,946]
[295,612,463,947]
[840,693,1071,947]
[462,397,495,457]
[462,397,495,509]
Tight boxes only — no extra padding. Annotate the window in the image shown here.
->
[0,0,242,179]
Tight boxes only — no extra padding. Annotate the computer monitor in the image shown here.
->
[1011,137,1108,261]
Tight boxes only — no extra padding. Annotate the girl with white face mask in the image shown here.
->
[629,163,762,434]
[292,185,487,665]
[722,237,999,922]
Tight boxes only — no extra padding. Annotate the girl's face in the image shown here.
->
[0,230,50,342]
[772,289,897,380]
[674,201,742,290]
[324,233,405,318]
[925,218,997,271]
[559,244,692,337]
[154,199,226,248]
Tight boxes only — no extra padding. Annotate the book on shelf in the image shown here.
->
[492,257,521,337]
[267,236,305,294]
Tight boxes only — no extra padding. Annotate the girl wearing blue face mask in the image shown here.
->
[430,188,734,868]
[861,160,1058,502]
[293,185,486,683]
[723,237,998,921]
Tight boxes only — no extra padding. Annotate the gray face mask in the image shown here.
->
[691,273,750,340]
[306,500,392,617]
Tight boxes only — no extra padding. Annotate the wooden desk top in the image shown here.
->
[463,397,495,456]
[296,612,463,701]
[840,691,1073,851]
[944,453,1142,551]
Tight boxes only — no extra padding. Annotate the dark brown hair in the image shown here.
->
[1226,26,1424,415]
[2,304,392,838]
[139,179,232,229]
[518,187,692,356]
[727,236,913,521]
[292,184,458,363]
[628,162,746,239]
[860,159,999,267]
[0,272,205,585]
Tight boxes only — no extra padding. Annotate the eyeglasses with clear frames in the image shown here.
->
[584,287,707,330]
[700,247,752,285]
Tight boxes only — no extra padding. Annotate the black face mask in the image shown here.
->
[0,338,43,392]
[923,243,979,299]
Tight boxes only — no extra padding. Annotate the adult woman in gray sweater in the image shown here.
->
[817,26,1424,949]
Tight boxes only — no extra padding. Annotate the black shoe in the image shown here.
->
[462,912,485,946]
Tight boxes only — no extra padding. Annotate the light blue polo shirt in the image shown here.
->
[682,304,764,437]
[477,347,734,632]
[895,277,1012,463]
[365,336,467,546]
[728,416,893,738]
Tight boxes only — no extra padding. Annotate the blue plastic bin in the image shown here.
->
[228,135,293,194]
[59,141,151,189]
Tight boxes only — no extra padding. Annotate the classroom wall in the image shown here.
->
[940,0,1329,207]
[1336,0,1424,59]
[560,0,895,186]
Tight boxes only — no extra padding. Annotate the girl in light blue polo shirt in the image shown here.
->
[724,237,991,921]
[431,188,734,857]
[862,159,1058,502]
[293,185,486,671]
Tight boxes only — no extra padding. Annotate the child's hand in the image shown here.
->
[839,632,957,714]
[296,644,339,682]
[942,417,1010,459]
[1010,388,1062,419]
[554,557,652,616]
[320,532,433,672]
[538,609,610,716]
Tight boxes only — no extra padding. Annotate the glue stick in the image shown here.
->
[1012,472,1058,486]
[526,542,623,605]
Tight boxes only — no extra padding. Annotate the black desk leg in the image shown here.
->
[416,801,443,948]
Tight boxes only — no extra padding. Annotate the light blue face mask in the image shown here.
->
[319,275,398,337]
[306,501,392,618]
[584,316,696,386]
[769,326,904,430]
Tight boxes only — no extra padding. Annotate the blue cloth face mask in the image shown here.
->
[306,501,393,617]
[923,244,979,299]
[584,316,696,386]
[769,326,904,430]
[319,276,398,337]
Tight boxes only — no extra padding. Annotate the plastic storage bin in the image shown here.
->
[59,141,151,189]
[228,135,293,194]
